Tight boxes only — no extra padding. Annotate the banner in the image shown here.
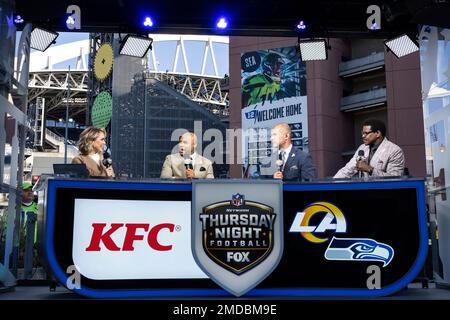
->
[73,199,206,280]
[241,46,307,167]
[43,178,427,298]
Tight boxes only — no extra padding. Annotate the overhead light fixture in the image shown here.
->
[66,15,76,27]
[384,34,419,58]
[297,39,328,61]
[14,15,24,24]
[30,26,59,51]
[216,17,229,30]
[143,16,154,28]
[296,20,307,31]
[119,34,153,58]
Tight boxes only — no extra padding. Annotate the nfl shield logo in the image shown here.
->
[192,180,283,297]
[231,193,244,206]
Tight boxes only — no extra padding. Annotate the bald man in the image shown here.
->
[160,132,214,179]
[270,123,316,181]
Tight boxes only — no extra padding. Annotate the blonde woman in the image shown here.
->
[72,127,115,177]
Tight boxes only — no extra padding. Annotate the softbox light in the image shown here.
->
[119,34,153,58]
[298,39,328,61]
[30,27,59,52]
[384,34,419,58]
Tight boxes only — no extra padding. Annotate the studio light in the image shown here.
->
[216,17,229,30]
[119,34,153,58]
[297,39,328,61]
[30,27,59,52]
[296,20,306,31]
[66,15,76,27]
[143,16,154,28]
[384,34,419,58]
[14,15,24,24]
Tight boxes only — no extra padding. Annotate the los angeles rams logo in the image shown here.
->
[289,201,347,243]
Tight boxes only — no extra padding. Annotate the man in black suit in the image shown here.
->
[271,123,316,181]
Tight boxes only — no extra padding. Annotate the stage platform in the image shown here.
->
[1,283,450,300]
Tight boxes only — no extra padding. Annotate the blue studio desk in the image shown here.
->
[37,177,427,298]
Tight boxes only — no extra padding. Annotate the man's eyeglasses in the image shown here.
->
[361,131,373,136]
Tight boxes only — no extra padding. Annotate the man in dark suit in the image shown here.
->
[271,123,316,181]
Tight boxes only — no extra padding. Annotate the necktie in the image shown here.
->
[368,147,375,164]
[280,151,286,170]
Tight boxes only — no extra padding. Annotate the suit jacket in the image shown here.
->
[334,138,405,179]
[281,147,316,181]
[160,153,214,179]
[72,154,115,177]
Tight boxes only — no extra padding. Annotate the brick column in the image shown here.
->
[385,50,426,177]
[306,38,352,178]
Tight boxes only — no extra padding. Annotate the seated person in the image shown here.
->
[160,132,214,179]
[334,119,405,179]
[72,127,115,177]
[251,123,316,181]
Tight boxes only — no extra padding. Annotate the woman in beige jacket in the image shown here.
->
[72,127,115,177]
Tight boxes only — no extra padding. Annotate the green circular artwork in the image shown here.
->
[91,91,112,128]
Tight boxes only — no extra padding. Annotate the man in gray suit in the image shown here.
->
[160,132,214,179]
[334,119,405,179]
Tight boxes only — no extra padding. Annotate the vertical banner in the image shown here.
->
[241,46,307,168]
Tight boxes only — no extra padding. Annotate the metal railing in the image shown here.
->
[45,128,64,143]
[44,128,78,147]
[341,87,387,111]
[339,52,385,76]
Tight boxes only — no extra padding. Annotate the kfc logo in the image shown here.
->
[85,223,176,251]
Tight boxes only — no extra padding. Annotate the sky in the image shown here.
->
[20,32,229,77]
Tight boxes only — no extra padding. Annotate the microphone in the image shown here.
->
[357,150,365,178]
[102,145,113,168]
[276,152,284,172]
[184,155,193,170]
[357,150,365,161]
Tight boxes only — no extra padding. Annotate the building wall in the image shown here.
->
[143,79,228,178]
[229,37,353,178]
[111,41,146,178]
[230,36,426,178]
[307,38,354,178]
[112,72,228,179]
[350,73,386,94]
[350,39,385,59]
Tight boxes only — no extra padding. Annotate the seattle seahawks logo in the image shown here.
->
[324,237,394,267]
